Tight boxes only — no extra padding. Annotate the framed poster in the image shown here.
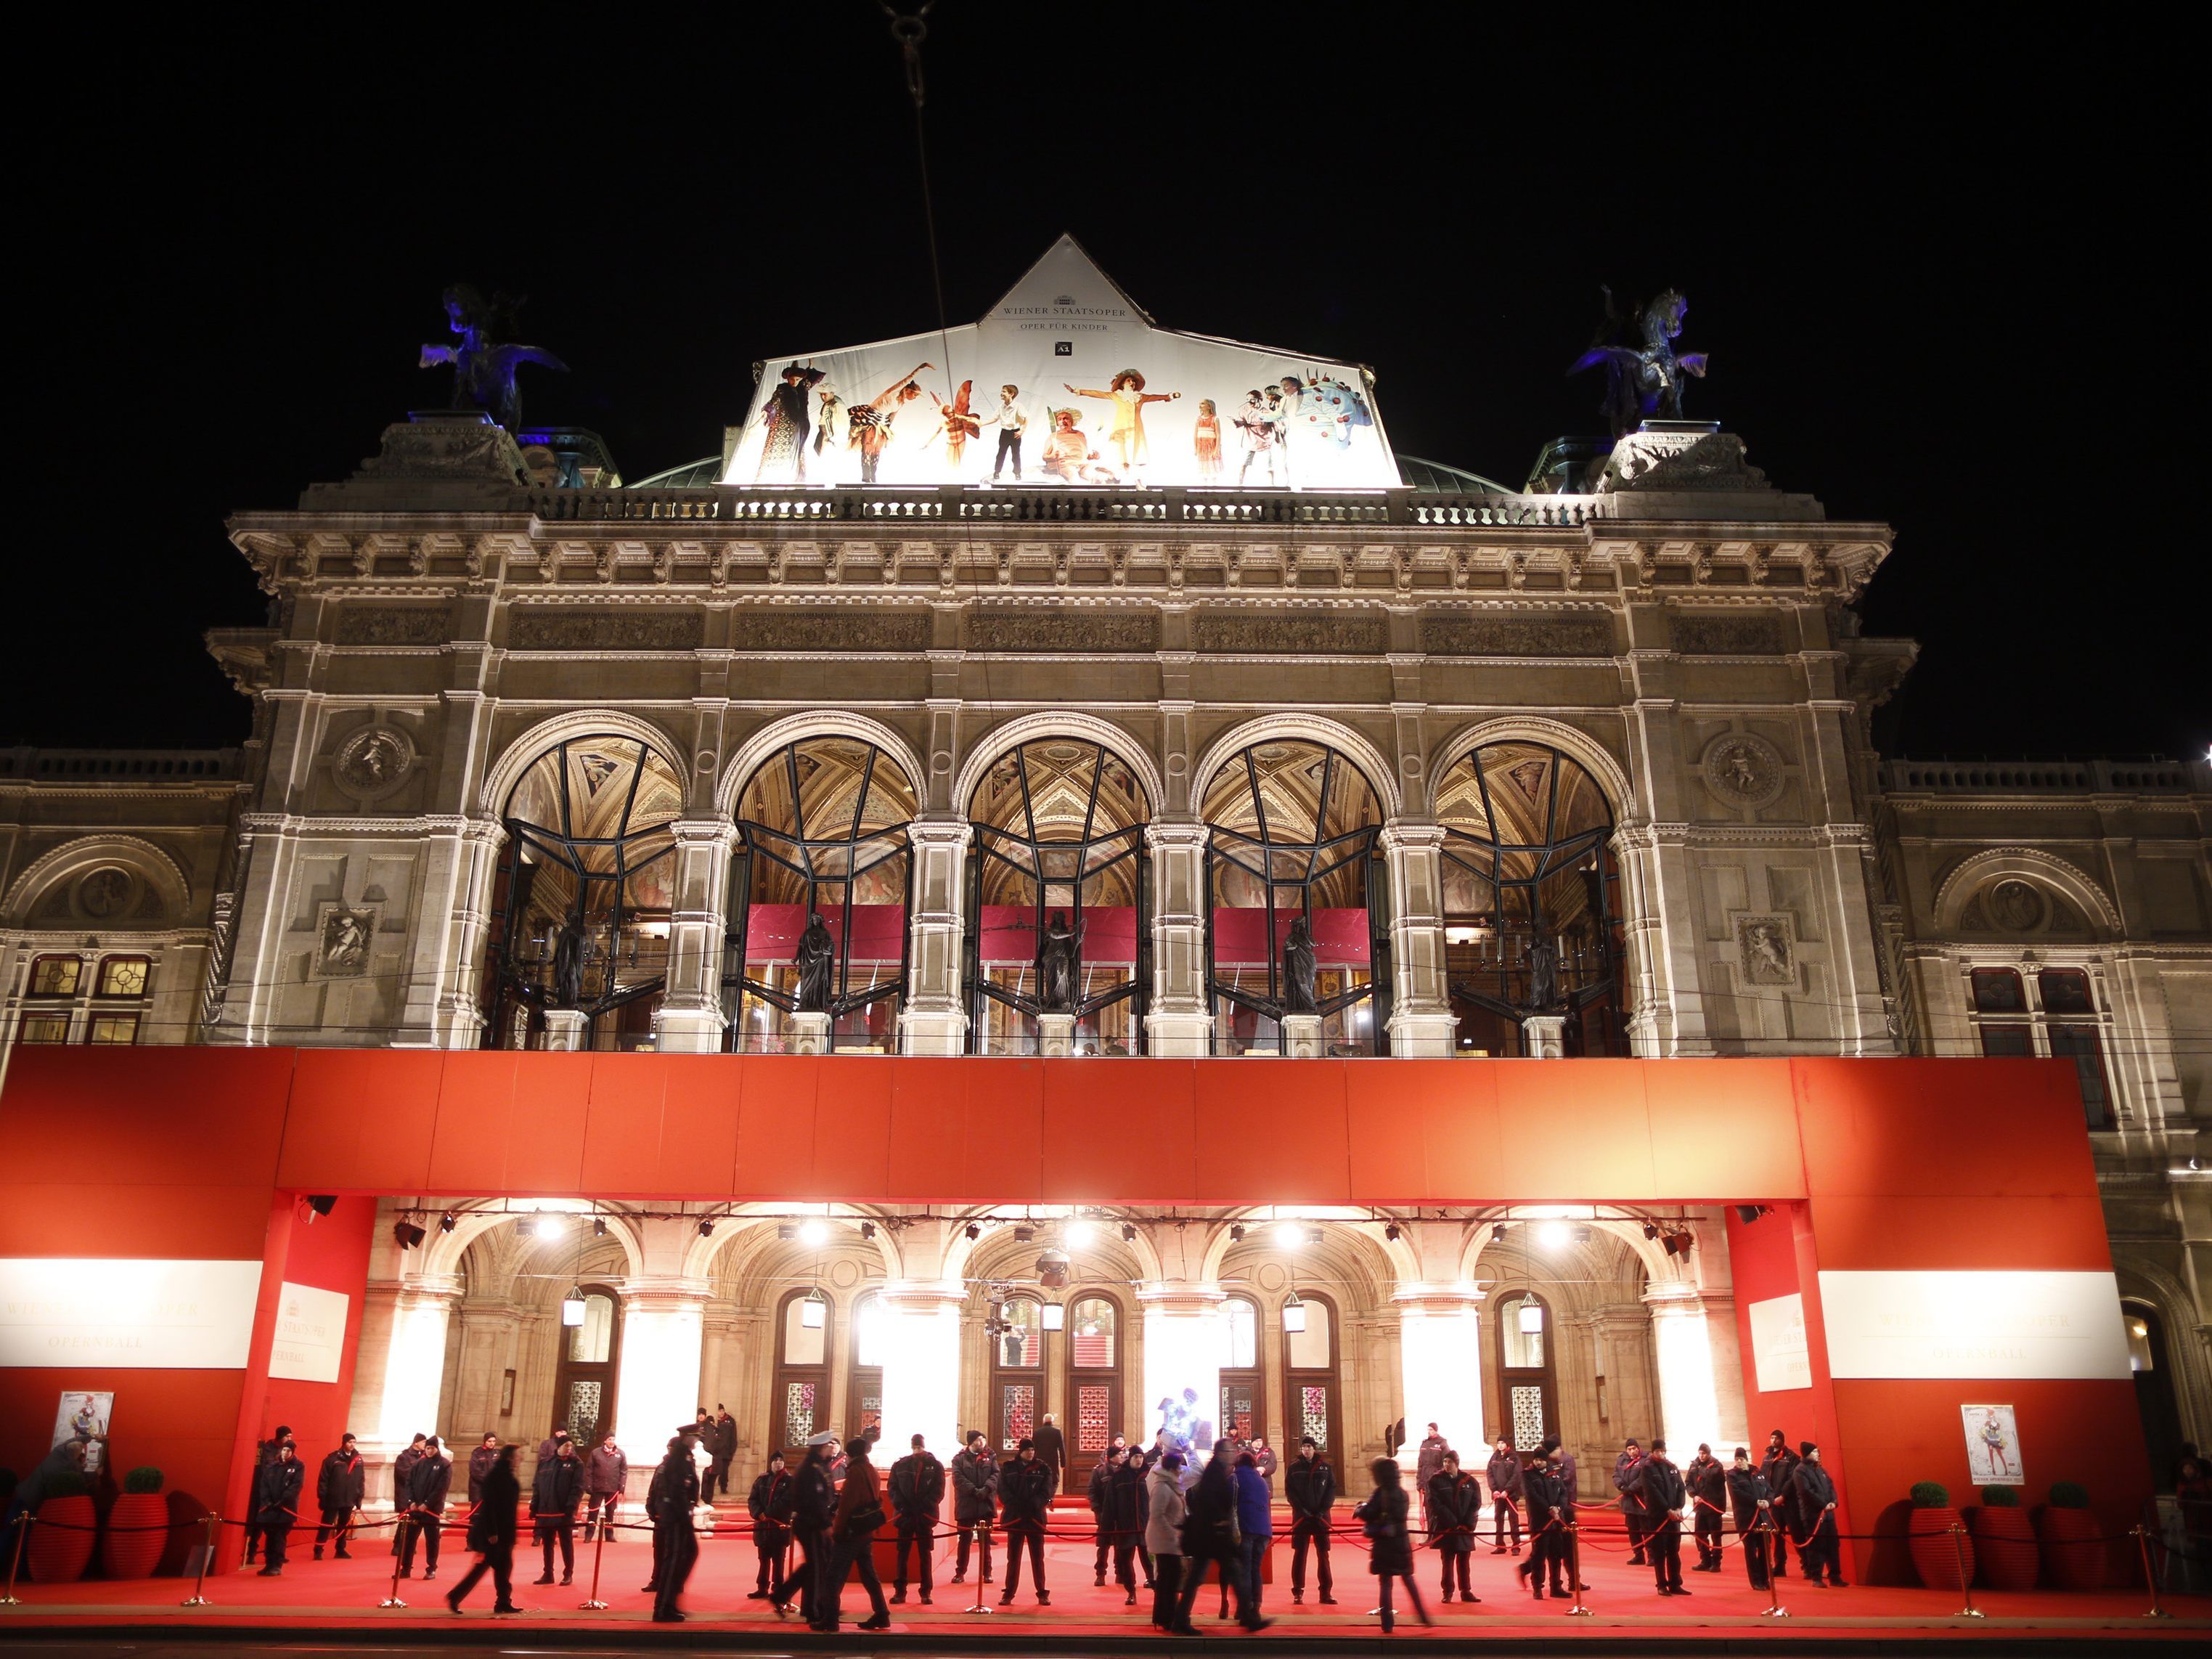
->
[53,1390,114,1478]
[1962,1403,2023,1485]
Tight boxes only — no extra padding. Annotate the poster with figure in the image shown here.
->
[725,235,1399,492]
[53,1390,114,1477]
[1960,1403,2023,1485]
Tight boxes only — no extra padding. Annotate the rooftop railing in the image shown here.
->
[1882,758,2202,794]
[0,747,243,781]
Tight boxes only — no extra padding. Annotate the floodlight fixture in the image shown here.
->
[860,1221,877,1240]
[440,1212,458,1234]
[1013,1224,1037,1244]
[1662,1230,1694,1257]
[1734,1204,1771,1226]
[1120,1223,1138,1243]
[1229,1224,1246,1243]
[304,1194,336,1220]
[965,1223,981,1241]
[1641,1221,1660,1240]
[799,1218,830,1249]
[1276,1220,1304,1250]
[592,1218,608,1237]
[393,1220,426,1251]
[534,1213,565,1242]
[1540,1220,1573,1250]
[778,1223,799,1240]
[1066,1218,1096,1248]
[1384,1222,1401,1243]
[698,1218,715,1238]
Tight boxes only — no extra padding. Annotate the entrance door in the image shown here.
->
[771,1289,830,1457]
[2126,1301,2185,1489]
[989,1295,1044,1455]
[1219,1295,1263,1446]
[1283,1292,1342,1459]
[1494,1291,1558,1453]
[1065,1294,1124,1488]
[550,1284,622,1446]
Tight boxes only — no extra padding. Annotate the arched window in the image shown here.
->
[2123,1300,2186,1491]
[772,1288,832,1457]
[1202,740,1388,1056]
[965,740,1150,1055]
[550,1284,622,1447]
[1282,1290,1342,1458]
[1493,1290,1557,1452]
[1219,1294,1264,1447]
[1064,1293,1124,1485]
[483,735,682,1050]
[847,1292,885,1440]
[988,1293,1044,1454]
[1436,742,1625,1056]
[725,737,915,1053]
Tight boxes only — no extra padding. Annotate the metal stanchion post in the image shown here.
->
[1948,1522,1983,1619]
[1562,1522,1592,1616]
[579,1515,609,1609]
[0,1515,29,1606]
[2134,1524,2173,1620]
[961,1525,994,1615]
[179,1514,218,1607]
[1758,1520,1788,1618]
[380,1515,412,1609]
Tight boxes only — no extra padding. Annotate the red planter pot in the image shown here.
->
[2036,1506,2104,1591]
[27,1495,97,1583]
[1907,1507,1974,1591]
[101,1493,168,1579]
[1971,1506,2038,1590]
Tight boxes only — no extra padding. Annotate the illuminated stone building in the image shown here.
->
[1,242,2203,1560]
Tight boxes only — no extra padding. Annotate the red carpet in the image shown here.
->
[4,1520,2205,1644]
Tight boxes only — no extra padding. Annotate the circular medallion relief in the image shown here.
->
[1700,733,1785,810]
[332,723,416,802]
[1988,879,2046,933]
[76,866,136,919]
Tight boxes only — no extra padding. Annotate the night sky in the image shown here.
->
[14,9,2198,762]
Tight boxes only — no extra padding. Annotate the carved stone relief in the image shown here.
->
[332,723,418,803]
[335,606,454,646]
[1420,616,1612,657]
[75,867,137,920]
[967,611,1159,653]
[1672,612,1787,655]
[1735,914,1795,985]
[1987,879,2046,933]
[507,610,706,650]
[312,902,377,979]
[1195,613,1388,654]
[1600,428,1771,493]
[727,611,931,652]
[1701,732,1787,810]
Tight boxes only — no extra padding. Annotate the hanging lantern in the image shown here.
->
[561,1286,587,1327]
[1041,1302,1066,1332]
[801,1287,828,1329]
[1281,1292,1307,1334]
[1517,1301,1544,1335]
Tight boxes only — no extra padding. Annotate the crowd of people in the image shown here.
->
[6,1404,1884,1630]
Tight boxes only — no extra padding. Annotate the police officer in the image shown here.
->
[313,1433,363,1560]
[888,1432,944,1605]
[648,1430,701,1623]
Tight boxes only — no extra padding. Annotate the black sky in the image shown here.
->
[12,6,2201,761]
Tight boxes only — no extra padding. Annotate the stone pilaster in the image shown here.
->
[611,1278,710,1497]
[1382,823,1458,1057]
[1394,1287,1487,1456]
[1143,820,1212,1056]
[653,820,738,1053]
[899,815,971,1054]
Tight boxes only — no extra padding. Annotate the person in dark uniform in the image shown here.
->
[1759,1432,1800,1578]
[1726,1446,1775,1590]
[531,1435,584,1586]
[1087,1445,1119,1584]
[997,1438,1056,1605]
[648,1432,701,1623]
[1636,1438,1689,1595]
[400,1436,452,1579]
[468,1432,500,1507]
[769,1435,838,1625]
[888,1433,944,1605]
[825,1430,892,1632]
[1106,1442,1148,1604]
[1487,1437,1524,1554]
[1686,1443,1726,1572]
[711,1406,738,1499]
[746,1451,794,1599]
[949,1431,998,1585]
[1353,1457,1427,1634]
[1426,1449,1484,1602]
[584,1433,627,1544]
[252,1440,305,1576]
[1517,1447,1569,1598]
[1033,1414,1067,1491]
[242,1424,293,1565]
[314,1434,364,1560]
[1286,1435,1336,1605]
[446,1443,522,1614]
[389,1433,426,1565]
[1787,1442,1845,1587]
[1613,1437,1649,1565]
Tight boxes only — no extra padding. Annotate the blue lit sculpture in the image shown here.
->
[418,284,568,431]
[1570,288,1709,438]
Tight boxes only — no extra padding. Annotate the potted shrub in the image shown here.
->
[102,1467,167,1580]
[2036,1481,2103,1591]
[1971,1484,2037,1589]
[1907,1480,1974,1590]
[27,1470,97,1583]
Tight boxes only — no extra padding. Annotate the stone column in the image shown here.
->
[876,1279,968,1459]
[1522,1014,1567,1059]
[430,819,505,1048]
[1394,1288,1487,1458]
[1644,1283,1724,1456]
[1143,820,1212,1056]
[372,1275,463,1464]
[542,1009,589,1051]
[1382,823,1458,1058]
[899,816,971,1055]
[1138,1284,1225,1451]
[612,1279,710,1493]
[654,820,737,1053]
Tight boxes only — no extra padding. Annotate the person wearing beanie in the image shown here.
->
[1726,1446,1776,1590]
[888,1432,944,1605]
[997,1437,1056,1605]
[1759,1432,1800,1578]
[1787,1442,1845,1587]
[1685,1443,1727,1572]
[1635,1438,1688,1595]
[242,1424,295,1565]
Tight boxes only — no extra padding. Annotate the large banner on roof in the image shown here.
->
[725,237,1397,492]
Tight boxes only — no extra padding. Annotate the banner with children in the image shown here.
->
[725,235,1399,492]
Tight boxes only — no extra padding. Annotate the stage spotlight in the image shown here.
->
[534,1213,564,1241]
[1066,1218,1096,1248]
[778,1223,798,1240]
[393,1220,425,1251]
[1734,1204,1771,1226]
[1121,1223,1138,1243]
[1229,1224,1245,1242]
[1304,1226,1323,1246]
[1641,1221,1660,1240]
[965,1223,981,1241]
[592,1218,608,1237]
[1540,1220,1572,1250]
[799,1218,830,1249]
[698,1218,715,1238]
[1384,1222,1401,1242]
[1013,1225,1036,1244]
[1037,1250,1071,1289]
[1276,1220,1303,1250]
[304,1194,336,1220]
[861,1221,877,1240]
[1662,1230,1694,1257]
[440,1212,457,1234]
